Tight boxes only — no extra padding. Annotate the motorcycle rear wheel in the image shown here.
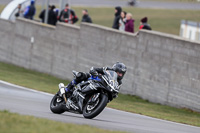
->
[83,93,108,119]
[50,94,65,114]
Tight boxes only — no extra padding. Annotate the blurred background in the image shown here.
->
[0,0,200,36]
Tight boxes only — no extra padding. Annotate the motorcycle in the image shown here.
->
[50,70,120,119]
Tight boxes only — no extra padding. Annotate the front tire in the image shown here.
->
[50,94,65,114]
[83,93,108,119]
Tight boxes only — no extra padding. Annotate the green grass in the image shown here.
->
[0,62,200,127]
[108,94,200,127]
[0,110,125,133]
[0,5,5,13]
[0,62,68,94]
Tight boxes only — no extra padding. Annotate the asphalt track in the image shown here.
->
[0,80,200,133]
[1,0,200,10]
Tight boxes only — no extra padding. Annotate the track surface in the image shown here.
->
[0,80,200,133]
[0,0,200,10]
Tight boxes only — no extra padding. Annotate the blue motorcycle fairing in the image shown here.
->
[88,76,101,81]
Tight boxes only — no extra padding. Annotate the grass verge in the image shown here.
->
[108,94,200,127]
[0,110,125,133]
[0,62,200,127]
[0,62,68,94]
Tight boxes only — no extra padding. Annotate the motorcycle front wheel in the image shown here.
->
[83,93,108,119]
[50,94,65,114]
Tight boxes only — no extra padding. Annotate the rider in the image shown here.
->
[65,62,127,93]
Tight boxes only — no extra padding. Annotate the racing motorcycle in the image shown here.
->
[50,70,120,119]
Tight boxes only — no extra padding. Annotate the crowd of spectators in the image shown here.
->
[15,0,36,20]
[112,6,152,34]
[14,1,151,33]
[15,1,92,26]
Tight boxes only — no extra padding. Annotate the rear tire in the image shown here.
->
[50,94,65,114]
[83,93,108,119]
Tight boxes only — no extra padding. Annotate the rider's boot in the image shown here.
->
[65,79,77,95]
[64,80,77,108]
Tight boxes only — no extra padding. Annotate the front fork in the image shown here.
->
[58,83,67,103]
[88,93,100,104]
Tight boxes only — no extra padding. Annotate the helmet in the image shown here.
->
[112,62,127,80]
[31,0,35,5]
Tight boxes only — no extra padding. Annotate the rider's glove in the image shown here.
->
[89,67,98,76]
[113,93,118,98]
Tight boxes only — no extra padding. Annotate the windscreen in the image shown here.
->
[105,70,118,80]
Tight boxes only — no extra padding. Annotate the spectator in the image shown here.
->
[139,17,152,30]
[39,5,57,26]
[39,5,51,23]
[119,11,126,31]
[125,13,134,33]
[112,6,122,29]
[54,8,60,19]
[59,3,78,24]
[15,4,23,18]
[81,9,92,23]
[48,5,57,25]
[24,0,36,20]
